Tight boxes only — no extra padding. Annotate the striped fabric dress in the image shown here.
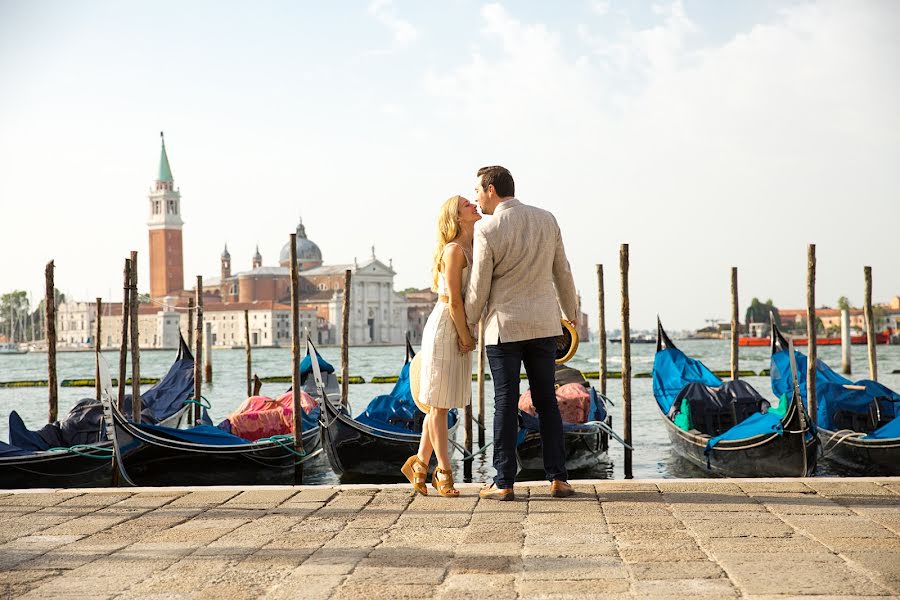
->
[418,243,473,410]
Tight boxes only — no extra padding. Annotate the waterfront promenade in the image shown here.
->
[1,479,899,599]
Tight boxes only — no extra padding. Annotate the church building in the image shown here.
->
[139,133,410,347]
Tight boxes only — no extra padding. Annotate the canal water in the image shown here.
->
[1,340,898,483]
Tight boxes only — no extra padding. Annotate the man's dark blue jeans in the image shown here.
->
[487,335,567,489]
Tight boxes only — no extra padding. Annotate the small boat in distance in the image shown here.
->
[740,331,890,347]
[0,342,27,355]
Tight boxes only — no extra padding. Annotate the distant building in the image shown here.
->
[779,297,900,334]
[403,288,438,345]
[139,134,409,347]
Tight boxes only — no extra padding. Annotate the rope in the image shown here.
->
[183,396,211,409]
[449,438,494,461]
[45,444,115,459]
[256,434,308,458]
[821,429,865,458]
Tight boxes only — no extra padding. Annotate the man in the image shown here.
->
[465,165,579,500]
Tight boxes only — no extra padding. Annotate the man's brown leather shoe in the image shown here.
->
[479,484,515,501]
[550,480,575,498]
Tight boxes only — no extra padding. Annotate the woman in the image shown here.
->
[401,195,481,497]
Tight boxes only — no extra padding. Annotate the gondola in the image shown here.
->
[0,335,198,489]
[653,319,817,477]
[316,336,458,480]
[98,344,321,487]
[770,321,900,475]
[516,364,611,474]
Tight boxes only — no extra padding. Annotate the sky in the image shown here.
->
[0,0,898,331]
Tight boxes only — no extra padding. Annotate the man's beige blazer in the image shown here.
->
[465,198,578,346]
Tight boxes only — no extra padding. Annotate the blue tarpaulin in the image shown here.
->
[652,347,722,414]
[138,423,251,446]
[705,411,784,455]
[300,353,335,378]
[770,348,899,439]
[355,362,456,434]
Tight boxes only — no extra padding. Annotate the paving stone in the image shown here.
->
[283,487,337,503]
[632,577,739,598]
[806,481,896,497]
[629,560,725,580]
[440,573,516,598]
[687,519,795,538]
[55,492,133,508]
[516,579,631,598]
[521,556,627,581]
[522,542,619,558]
[783,514,896,538]
[658,481,744,493]
[262,574,344,600]
[292,547,369,575]
[221,489,299,509]
[757,493,852,515]
[166,490,240,508]
[738,481,814,494]
[332,583,424,599]
[722,560,890,596]
[0,492,79,507]
[0,568,61,598]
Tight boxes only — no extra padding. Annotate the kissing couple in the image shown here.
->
[403,165,579,500]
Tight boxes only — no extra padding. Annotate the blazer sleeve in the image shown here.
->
[551,217,578,322]
[465,226,493,328]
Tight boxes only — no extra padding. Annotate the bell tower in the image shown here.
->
[148,132,185,299]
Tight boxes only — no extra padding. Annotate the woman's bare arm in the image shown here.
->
[443,244,475,353]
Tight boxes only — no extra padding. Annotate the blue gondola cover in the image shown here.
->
[771,348,900,439]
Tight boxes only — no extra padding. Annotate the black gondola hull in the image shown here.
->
[661,402,817,477]
[817,429,900,475]
[516,425,611,475]
[116,428,321,486]
[320,398,456,480]
[0,446,114,489]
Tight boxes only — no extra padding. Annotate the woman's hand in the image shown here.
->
[458,333,475,354]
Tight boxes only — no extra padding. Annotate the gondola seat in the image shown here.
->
[669,381,771,436]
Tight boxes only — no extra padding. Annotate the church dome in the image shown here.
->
[279,220,323,268]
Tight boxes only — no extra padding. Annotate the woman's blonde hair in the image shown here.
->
[431,195,462,292]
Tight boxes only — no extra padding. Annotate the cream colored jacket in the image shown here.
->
[465,198,578,346]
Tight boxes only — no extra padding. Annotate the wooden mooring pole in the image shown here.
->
[204,323,213,383]
[129,251,141,422]
[289,233,305,473]
[187,297,194,350]
[194,276,203,424]
[244,309,252,397]
[95,297,102,401]
[341,269,351,409]
[45,260,58,423]
[620,244,633,479]
[597,264,607,396]
[730,267,739,381]
[477,319,486,448]
[118,259,130,411]
[864,266,877,381]
[806,244,817,425]
[840,308,852,375]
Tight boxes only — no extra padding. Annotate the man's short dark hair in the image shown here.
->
[477,165,515,198]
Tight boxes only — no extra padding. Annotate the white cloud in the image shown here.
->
[368,0,419,50]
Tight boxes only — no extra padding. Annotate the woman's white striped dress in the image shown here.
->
[418,243,473,410]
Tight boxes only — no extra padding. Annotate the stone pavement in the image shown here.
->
[1,478,899,599]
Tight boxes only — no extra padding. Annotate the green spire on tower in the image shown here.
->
[158,131,174,182]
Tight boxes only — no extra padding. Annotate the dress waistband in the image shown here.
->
[438,295,449,303]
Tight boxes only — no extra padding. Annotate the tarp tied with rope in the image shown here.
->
[770,348,900,439]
